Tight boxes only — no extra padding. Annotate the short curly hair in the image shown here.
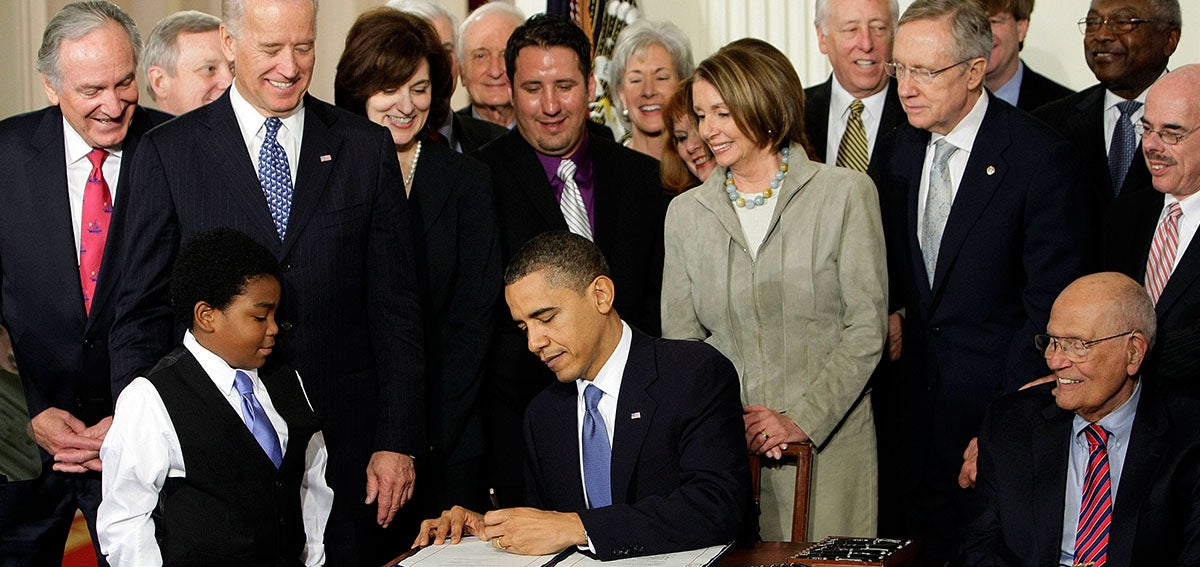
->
[171,227,282,327]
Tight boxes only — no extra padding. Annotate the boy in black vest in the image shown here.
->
[97,228,333,566]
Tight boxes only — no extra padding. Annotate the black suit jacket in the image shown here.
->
[0,105,169,432]
[407,141,501,465]
[523,328,750,560]
[472,128,667,500]
[870,92,1087,470]
[961,382,1200,565]
[110,92,425,515]
[1033,84,1153,258]
[1014,63,1074,113]
[803,77,906,164]
[451,111,507,155]
[1103,188,1200,395]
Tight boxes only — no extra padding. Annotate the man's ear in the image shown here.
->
[193,301,217,334]
[147,65,169,101]
[1126,332,1149,374]
[591,275,616,314]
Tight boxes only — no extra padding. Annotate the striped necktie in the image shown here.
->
[1074,424,1112,567]
[557,159,593,241]
[835,99,869,172]
[1145,201,1183,304]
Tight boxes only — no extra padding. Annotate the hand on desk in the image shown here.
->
[414,505,586,556]
[745,405,808,460]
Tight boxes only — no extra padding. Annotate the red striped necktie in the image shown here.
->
[1145,201,1183,304]
[1074,424,1112,566]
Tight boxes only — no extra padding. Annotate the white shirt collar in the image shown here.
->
[931,90,989,154]
[575,321,633,402]
[830,76,890,123]
[183,329,260,397]
[228,81,305,151]
[1103,69,1166,110]
[62,116,124,165]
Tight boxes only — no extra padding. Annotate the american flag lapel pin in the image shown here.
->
[630,412,641,420]
[320,154,332,162]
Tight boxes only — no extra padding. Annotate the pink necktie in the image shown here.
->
[79,148,112,314]
[1145,202,1183,304]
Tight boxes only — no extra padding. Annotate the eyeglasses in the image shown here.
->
[1134,123,1193,146]
[1078,16,1157,35]
[1034,331,1135,362]
[884,58,974,85]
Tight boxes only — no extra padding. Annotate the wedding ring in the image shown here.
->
[494,537,506,550]
[761,431,770,439]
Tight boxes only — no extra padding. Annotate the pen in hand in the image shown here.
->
[489,487,500,509]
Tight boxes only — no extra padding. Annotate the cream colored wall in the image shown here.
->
[2,0,1197,119]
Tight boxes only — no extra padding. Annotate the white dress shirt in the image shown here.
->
[824,78,892,165]
[97,331,333,566]
[1155,191,1200,277]
[916,92,990,249]
[229,82,304,181]
[1100,71,1163,154]
[63,119,123,258]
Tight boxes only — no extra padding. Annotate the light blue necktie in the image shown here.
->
[234,370,284,468]
[258,117,293,240]
[921,139,958,286]
[1108,99,1142,196]
[582,384,611,508]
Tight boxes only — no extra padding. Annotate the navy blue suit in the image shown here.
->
[0,104,169,565]
[961,382,1200,565]
[522,328,750,560]
[870,92,1087,555]
[109,91,425,565]
[1013,64,1074,113]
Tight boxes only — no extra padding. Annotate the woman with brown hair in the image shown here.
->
[659,78,713,194]
[335,7,501,518]
[661,38,887,540]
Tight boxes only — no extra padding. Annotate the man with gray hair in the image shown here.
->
[869,0,1085,558]
[142,10,232,116]
[110,0,426,564]
[388,0,507,153]
[0,1,169,563]
[456,2,525,128]
[805,0,907,172]
[962,272,1200,565]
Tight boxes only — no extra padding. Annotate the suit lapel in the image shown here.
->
[549,383,587,510]
[201,96,281,250]
[609,331,657,503]
[1032,401,1072,564]
[930,95,1009,297]
[410,142,455,235]
[26,107,85,325]
[896,126,935,307]
[879,79,905,140]
[284,96,341,258]
[1109,384,1170,565]
[501,130,566,231]
[807,79,832,162]
[1154,232,1200,317]
[693,169,749,253]
[589,138,620,257]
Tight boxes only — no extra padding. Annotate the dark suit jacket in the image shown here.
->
[1034,84,1153,259]
[523,328,750,560]
[407,141,501,466]
[109,92,425,516]
[803,77,907,164]
[1014,64,1074,113]
[1103,188,1200,396]
[870,92,1087,472]
[961,382,1200,566]
[0,105,169,433]
[472,128,667,501]
[451,112,507,155]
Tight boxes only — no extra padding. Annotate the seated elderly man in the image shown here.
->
[414,231,749,560]
[961,272,1200,565]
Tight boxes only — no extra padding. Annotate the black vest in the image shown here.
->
[148,347,321,567]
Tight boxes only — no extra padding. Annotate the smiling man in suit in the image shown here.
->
[869,0,1086,559]
[976,0,1074,112]
[109,0,425,564]
[0,1,170,564]
[472,13,667,509]
[415,232,749,560]
[961,272,1200,566]
[806,0,906,172]
[1103,64,1200,397]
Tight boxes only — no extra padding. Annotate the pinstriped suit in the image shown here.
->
[109,91,425,561]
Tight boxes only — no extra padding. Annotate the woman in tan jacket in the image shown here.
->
[661,38,888,541]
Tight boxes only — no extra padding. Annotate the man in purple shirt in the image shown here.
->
[470,13,668,509]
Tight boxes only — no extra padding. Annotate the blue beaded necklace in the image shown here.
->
[725,146,790,209]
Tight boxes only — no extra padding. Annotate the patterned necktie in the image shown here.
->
[836,99,870,172]
[234,370,284,468]
[1108,100,1142,196]
[1145,201,1183,304]
[79,148,112,314]
[1075,424,1113,567]
[921,139,958,286]
[581,384,611,508]
[258,117,293,240]
[557,159,593,241]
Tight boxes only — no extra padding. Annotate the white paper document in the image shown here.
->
[396,539,730,567]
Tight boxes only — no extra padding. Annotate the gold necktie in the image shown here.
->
[836,99,869,173]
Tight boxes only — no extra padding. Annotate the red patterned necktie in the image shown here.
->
[1074,424,1112,567]
[1145,201,1183,304]
[79,148,112,314]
